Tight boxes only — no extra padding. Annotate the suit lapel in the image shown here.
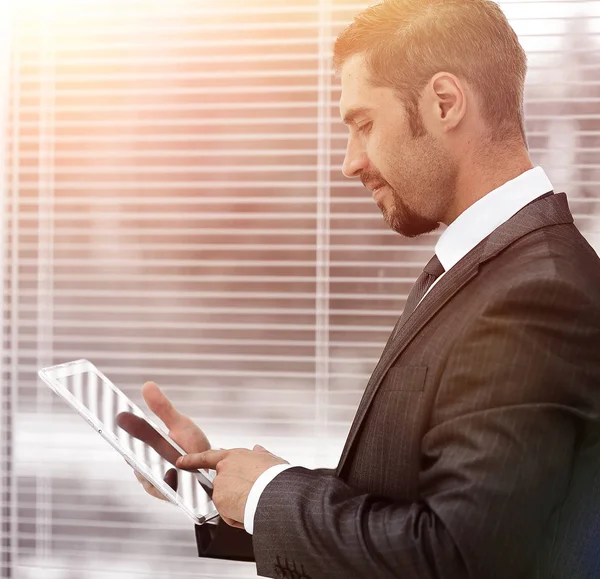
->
[335,254,481,475]
[335,192,573,476]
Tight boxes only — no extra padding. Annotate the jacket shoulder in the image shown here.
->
[481,222,600,301]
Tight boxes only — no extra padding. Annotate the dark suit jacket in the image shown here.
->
[196,192,600,579]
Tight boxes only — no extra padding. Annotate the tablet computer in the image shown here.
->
[38,359,219,525]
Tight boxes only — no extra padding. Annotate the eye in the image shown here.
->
[357,121,373,136]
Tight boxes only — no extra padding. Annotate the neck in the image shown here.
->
[444,146,534,225]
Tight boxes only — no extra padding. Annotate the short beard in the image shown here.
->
[382,193,440,238]
[374,105,452,237]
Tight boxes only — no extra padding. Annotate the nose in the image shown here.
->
[342,136,369,178]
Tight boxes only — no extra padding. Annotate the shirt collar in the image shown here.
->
[435,166,554,273]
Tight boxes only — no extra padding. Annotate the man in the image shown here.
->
[133,0,600,577]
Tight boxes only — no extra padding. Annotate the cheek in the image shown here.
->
[365,136,387,174]
[373,145,403,186]
[370,127,409,177]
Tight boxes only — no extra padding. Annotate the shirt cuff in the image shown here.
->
[243,463,295,534]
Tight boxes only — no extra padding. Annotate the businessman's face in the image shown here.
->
[339,54,457,237]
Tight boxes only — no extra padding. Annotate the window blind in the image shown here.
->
[2,1,599,578]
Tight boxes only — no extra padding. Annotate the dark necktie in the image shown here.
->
[392,254,445,338]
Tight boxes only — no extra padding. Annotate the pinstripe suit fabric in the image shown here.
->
[198,193,600,579]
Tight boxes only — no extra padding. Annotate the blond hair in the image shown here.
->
[334,0,528,144]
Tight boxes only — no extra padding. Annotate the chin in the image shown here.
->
[384,207,440,238]
[395,221,440,238]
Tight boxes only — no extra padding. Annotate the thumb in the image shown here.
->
[142,381,181,428]
[253,444,269,453]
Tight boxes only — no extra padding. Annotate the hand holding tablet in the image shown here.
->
[38,359,219,525]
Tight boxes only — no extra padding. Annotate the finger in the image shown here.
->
[253,445,284,461]
[133,469,168,501]
[116,412,182,466]
[176,449,230,470]
[142,382,181,428]
[221,515,245,529]
[163,468,178,492]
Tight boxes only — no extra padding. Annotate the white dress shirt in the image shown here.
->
[242,165,555,534]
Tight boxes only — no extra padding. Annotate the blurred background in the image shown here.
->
[0,0,599,577]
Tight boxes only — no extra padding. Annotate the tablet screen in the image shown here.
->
[41,359,216,524]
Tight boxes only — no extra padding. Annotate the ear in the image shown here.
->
[428,72,466,132]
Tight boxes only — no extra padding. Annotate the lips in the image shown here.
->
[372,186,386,205]
[366,182,386,193]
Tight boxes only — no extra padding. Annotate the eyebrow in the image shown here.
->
[342,107,372,126]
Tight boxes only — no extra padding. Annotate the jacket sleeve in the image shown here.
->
[251,278,600,579]
[193,469,335,561]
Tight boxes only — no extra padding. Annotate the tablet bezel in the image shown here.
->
[38,358,219,526]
